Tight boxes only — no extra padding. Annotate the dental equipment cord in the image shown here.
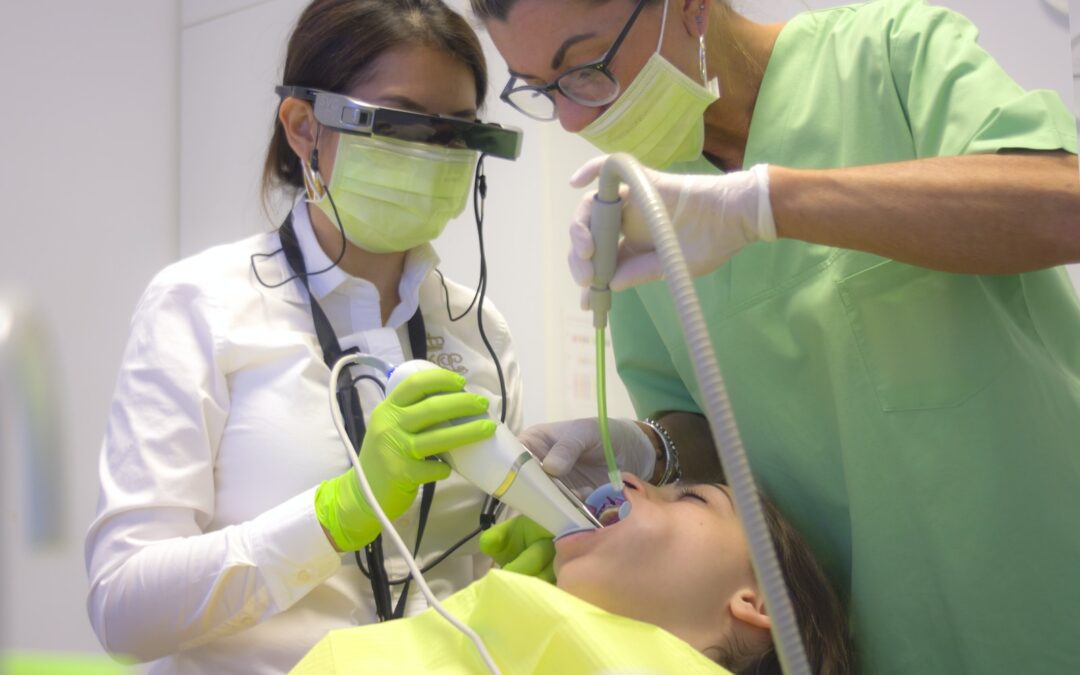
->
[434,154,508,426]
[595,153,811,675]
[435,153,506,532]
[595,326,624,491]
[330,353,502,675]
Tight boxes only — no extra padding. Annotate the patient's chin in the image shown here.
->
[557,574,611,610]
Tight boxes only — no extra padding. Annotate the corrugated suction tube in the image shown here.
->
[594,153,810,675]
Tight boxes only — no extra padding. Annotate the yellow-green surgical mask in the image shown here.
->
[579,0,719,170]
[308,134,477,253]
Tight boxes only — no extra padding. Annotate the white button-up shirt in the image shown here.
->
[85,201,522,674]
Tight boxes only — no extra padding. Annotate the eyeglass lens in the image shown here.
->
[503,0,649,119]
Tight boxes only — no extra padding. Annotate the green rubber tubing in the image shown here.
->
[596,326,624,491]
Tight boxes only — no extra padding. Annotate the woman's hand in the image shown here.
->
[518,417,657,494]
[568,156,776,297]
[315,367,495,551]
[479,515,556,583]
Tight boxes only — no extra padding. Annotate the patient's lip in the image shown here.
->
[554,522,606,560]
[554,528,593,545]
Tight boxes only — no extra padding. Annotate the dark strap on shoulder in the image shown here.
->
[278,213,431,621]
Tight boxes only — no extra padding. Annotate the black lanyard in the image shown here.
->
[278,214,434,621]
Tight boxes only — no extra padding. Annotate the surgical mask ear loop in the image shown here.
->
[249,124,346,289]
[301,123,349,272]
[656,0,670,53]
[697,3,721,97]
[697,7,707,84]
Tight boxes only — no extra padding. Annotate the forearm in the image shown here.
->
[770,151,1080,274]
[86,490,339,661]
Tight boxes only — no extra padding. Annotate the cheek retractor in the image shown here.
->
[585,483,632,526]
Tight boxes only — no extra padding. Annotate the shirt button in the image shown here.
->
[297,569,312,583]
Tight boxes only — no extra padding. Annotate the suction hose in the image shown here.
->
[593,153,811,675]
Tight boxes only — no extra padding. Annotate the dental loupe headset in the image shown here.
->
[256,85,523,290]
[267,87,521,419]
[274,85,523,161]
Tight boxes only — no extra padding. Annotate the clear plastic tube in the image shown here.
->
[595,326,624,491]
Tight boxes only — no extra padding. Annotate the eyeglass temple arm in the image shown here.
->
[602,0,652,65]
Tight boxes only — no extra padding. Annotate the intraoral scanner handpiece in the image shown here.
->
[386,360,601,537]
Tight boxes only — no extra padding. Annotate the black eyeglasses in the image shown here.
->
[499,0,651,121]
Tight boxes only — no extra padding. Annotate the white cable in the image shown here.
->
[327,354,502,675]
[595,154,811,675]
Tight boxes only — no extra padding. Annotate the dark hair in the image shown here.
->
[262,0,488,201]
[470,0,659,23]
[727,494,856,675]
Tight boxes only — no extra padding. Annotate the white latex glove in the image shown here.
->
[518,417,656,494]
[568,155,776,302]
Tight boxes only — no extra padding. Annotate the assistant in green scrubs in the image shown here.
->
[615,3,1080,673]
[478,0,1080,673]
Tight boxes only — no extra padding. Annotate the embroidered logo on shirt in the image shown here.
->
[427,333,468,375]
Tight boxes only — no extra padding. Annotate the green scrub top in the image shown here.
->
[610,1,1080,673]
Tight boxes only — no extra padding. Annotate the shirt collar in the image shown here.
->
[289,198,440,328]
[388,243,439,328]
[291,199,349,301]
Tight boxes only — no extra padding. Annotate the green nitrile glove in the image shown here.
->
[316,367,496,551]
[479,515,556,583]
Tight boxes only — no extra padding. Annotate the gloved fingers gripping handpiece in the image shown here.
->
[385,361,602,540]
[319,358,605,553]
[479,515,557,583]
[321,356,504,673]
[520,418,656,495]
[587,174,623,329]
[315,366,495,552]
[478,484,635,584]
[568,154,776,305]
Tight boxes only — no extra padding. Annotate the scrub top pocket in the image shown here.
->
[837,260,1010,412]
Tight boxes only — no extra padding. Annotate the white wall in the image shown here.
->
[0,0,1076,662]
[0,0,179,657]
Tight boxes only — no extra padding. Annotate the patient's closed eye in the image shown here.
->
[677,487,708,503]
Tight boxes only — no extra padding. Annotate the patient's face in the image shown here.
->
[555,475,756,650]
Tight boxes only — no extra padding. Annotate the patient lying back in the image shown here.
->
[291,474,854,674]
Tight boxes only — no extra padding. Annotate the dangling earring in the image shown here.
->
[696,5,707,84]
[301,155,326,202]
[302,126,327,202]
[697,3,721,97]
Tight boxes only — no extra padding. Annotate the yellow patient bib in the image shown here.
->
[290,570,727,674]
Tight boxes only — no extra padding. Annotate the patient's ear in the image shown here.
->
[729,588,771,631]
